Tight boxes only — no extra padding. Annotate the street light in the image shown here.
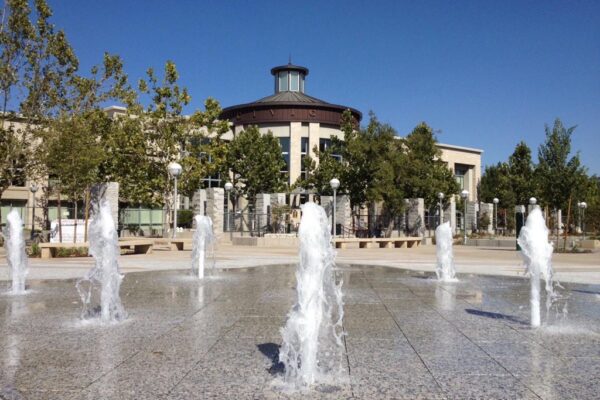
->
[29,183,39,240]
[529,197,537,206]
[438,192,444,224]
[493,198,499,236]
[461,190,469,244]
[579,201,587,240]
[224,182,233,232]
[167,162,182,238]
[330,178,340,238]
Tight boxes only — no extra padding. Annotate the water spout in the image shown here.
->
[279,202,344,389]
[191,215,214,279]
[517,207,554,327]
[76,200,126,323]
[435,222,457,282]
[4,210,28,294]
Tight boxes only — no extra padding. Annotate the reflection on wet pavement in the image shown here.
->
[1,265,600,399]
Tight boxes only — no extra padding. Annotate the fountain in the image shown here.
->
[191,215,214,279]
[279,202,345,389]
[435,221,457,282]
[76,200,126,323]
[4,210,28,294]
[518,207,555,327]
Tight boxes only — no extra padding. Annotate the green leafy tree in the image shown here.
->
[0,0,77,224]
[508,141,537,206]
[401,122,459,208]
[41,53,132,241]
[225,126,286,206]
[536,118,587,211]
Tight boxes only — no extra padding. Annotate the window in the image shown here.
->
[279,137,290,181]
[300,76,305,93]
[278,72,288,92]
[454,164,470,190]
[290,71,299,91]
[319,138,342,161]
[201,152,222,188]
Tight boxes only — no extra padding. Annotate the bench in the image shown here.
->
[333,237,422,249]
[39,239,154,259]
[153,238,190,251]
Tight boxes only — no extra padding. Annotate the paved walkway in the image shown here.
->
[1,243,599,284]
[1,265,599,399]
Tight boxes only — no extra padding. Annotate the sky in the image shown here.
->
[42,0,600,173]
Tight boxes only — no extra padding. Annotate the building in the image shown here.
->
[0,63,482,233]
[220,63,482,202]
[220,63,362,187]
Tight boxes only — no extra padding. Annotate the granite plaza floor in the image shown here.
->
[1,264,600,399]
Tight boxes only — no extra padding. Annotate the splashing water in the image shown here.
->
[435,222,457,282]
[191,215,215,279]
[76,201,126,323]
[279,202,345,389]
[518,207,556,328]
[4,210,28,294]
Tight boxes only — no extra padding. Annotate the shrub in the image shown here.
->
[178,210,194,229]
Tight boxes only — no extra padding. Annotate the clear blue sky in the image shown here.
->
[48,0,600,173]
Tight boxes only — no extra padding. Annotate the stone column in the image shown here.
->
[336,195,351,235]
[406,198,425,237]
[90,182,119,225]
[270,193,286,207]
[466,201,478,233]
[289,122,302,185]
[192,189,207,216]
[206,188,224,240]
[255,193,271,233]
[308,123,320,166]
[479,202,494,234]
[444,197,457,234]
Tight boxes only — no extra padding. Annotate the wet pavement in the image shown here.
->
[1,264,600,399]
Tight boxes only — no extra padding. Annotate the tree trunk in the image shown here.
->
[73,200,78,244]
[57,189,63,243]
[84,188,90,242]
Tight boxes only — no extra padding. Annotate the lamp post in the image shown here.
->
[577,201,582,233]
[167,162,182,238]
[493,198,499,236]
[29,183,39,240]
[330,178,340,238]
[461,190,469,244]
[579,201,587,240]
[224,182,233,232]
[438,192,444,225]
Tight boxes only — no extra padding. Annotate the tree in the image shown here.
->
[0,0,77,224]
[536,118,587,211]
[225,125,286,206]
[480,162,515,206]
[508,141,537,206]
[40,53,133,241]
[401,122,459,208]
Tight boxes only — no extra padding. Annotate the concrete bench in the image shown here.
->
[39,239,154,259]
[333,237,422,249]
[153,238,190,251]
